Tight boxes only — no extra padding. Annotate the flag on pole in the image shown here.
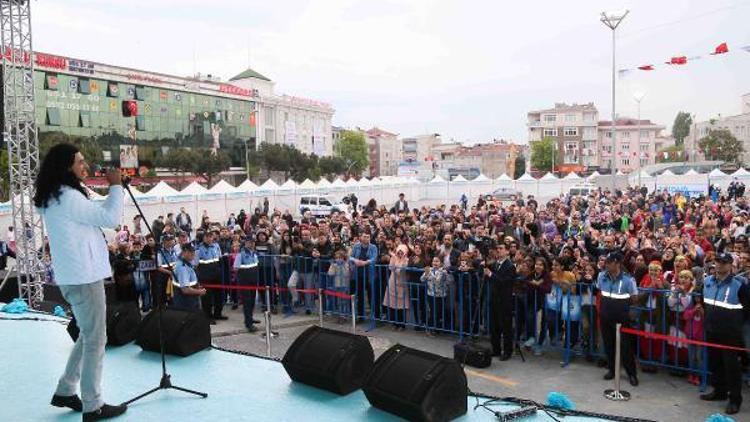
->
[638,65,655,71]
[711,42,729,55]
[666,56,687,65]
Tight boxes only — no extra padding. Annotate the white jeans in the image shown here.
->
[55,280,107,412]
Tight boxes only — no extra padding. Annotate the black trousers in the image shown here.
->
[490,296,513,356]
[350,268,372,318]
[601,315,636,376]
[706,331,743,404]
[409,282,427,326]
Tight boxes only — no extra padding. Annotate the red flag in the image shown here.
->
[711,42,729,55]
[666,56,687,65]
[638,65,654,71]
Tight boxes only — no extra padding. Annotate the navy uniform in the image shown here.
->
[595,252,639,385]
[153,236,178,306]
[234,240,260,332]
[172,256,200,311]
[699,253,750,415]
[196,240,224,321]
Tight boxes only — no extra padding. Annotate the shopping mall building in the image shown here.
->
[28,50,335,172]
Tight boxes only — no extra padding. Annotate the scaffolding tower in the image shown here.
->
[1,0,45,306]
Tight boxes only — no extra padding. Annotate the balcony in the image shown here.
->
[528,121,542,127]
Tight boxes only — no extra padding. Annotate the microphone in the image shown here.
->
[96,166,131,186]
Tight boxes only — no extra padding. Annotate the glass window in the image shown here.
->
[136,116,146,131]
[543,128,557,137]
[543,114,556,122]
[319,198,331,206]
[565,114,576,122]
[78,78,91,94]
[265,128,275,143]
[639,130,650,139]
[79,111,91,127]
[46,108,61,126]
[563,127,578,136]
[621,131,630,138]
[107,82,119,97]
[45,73,58,91]
[264,107,274,126]
[135,86,147,100]
[621,158,630,165]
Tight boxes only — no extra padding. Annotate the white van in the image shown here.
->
[299,195,349,217]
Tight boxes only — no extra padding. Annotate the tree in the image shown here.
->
[672,111,693,147]
[156,147,193,189]
[698,129,744,165]
[336,130,369,176]
[656,145,685,163]
[190,149,232,187]
[530,137,555,172]
[513,154,526,179]
[318,156,347,178]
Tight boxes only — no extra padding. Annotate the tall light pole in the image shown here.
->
[633,91,646,188]
[601,9,629,190]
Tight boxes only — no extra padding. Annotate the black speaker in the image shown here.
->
[363,344,468,422]
[135,308,210,357]
[282,326,374,395]
[67,301,142,346]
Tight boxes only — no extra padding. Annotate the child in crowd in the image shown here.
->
[421,256,450,336]
[328,248,352,323]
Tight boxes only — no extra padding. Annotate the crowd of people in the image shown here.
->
[34,180,750,415]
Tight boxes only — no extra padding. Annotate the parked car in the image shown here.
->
[486,187,522,201]
[568,183,596,197]
[299,195,349,217]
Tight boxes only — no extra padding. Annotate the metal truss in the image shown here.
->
[1,0,45,306]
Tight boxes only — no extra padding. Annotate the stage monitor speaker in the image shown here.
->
[363,344,468,422]
[282,326,374,395]
[67,301,142,346]
[136,308,210,357]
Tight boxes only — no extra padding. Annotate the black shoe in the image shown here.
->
[700,391,728,401]
[208,319,217,325]
[50,394,82,412]
[305,310,312,315]
[726,402,741,415]
[628,374,639,387]
[246,325,258,333]
[603,372,614,380]
[252,319,261,324]
[214,315,228,320]
[82,403,127,421]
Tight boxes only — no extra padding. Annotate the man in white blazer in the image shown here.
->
[35,143,127,421]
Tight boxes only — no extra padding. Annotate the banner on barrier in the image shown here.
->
[655,181,707,198]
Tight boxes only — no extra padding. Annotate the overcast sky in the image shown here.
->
[32,0,750,144]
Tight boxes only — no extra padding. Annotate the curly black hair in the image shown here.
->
[33,143,89,209]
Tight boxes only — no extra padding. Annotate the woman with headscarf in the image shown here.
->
[383,244,411,330]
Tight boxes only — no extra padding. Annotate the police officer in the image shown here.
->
[172,244,206,311]
[196,231,225,322]
[153,234,178,307]
[596,251,639,386]
[234,237,260,333]
[699,252,750,415]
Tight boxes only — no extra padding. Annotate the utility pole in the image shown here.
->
[601,10,629,190]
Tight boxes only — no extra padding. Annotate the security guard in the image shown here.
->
[153,234,178,306]
[596,251,639,386]
[484,243,516,360]
[172,244,206,311]
[234,237,260,332]
[699,252,750,415]
[196,231,225,322]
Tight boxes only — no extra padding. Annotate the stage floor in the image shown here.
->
[0,313,608,422]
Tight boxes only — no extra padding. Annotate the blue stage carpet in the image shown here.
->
[0,314,607,421]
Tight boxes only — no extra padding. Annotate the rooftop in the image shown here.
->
[365,127,398,138]
[598,118,664,127]
[528,102,598,114]
[229,67,272,82]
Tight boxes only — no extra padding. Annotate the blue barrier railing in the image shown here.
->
[219,255,718,389]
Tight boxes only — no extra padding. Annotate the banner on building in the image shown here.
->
[312,120,325,156]
[284,121,297,145]
[119,145,139,169]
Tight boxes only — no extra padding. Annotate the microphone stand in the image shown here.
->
[120,177,207,406]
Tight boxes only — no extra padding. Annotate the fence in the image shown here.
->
[184,255,749,390]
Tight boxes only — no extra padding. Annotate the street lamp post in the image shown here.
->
[633,92,646,188]
[246,110,260,180]
[601,9,629,190]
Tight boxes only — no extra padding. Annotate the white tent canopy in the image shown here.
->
[732,168,750,177]
[661,169,675,177]
[317,178,331,188]
[709,168,727,177]
[208,179,238,194]
[587,171,601,181]
[563,172,581,180]
[259,179,279,189]
[540,172,558,180]
[496,173,513,181]
[473,174,491,182]
[146,181,180,197]
[516,173,535,181]
[684,169,700,176]
[279,179,297,189]
[429,175,447,183]
[237,179,258,191]
[181,181,208,195]
[452,175,468,182]
[331,178,347,188]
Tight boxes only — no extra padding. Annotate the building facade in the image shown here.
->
[598,118,665,173]
[363,127,401,177]
[27,51,333,173]
[527,103,599,173]
[687,93,750,163]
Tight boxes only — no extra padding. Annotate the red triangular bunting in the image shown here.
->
[711,42,729,55]
[638,65,654,71]
[665,56,687,65]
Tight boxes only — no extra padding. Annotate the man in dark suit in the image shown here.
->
[485,243,516,360]
[393,193,409,213]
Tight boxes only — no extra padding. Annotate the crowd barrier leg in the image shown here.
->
[604,323,631,401]
[264,310,272,357]
[318,288,324,327]
[351,294,357,334]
